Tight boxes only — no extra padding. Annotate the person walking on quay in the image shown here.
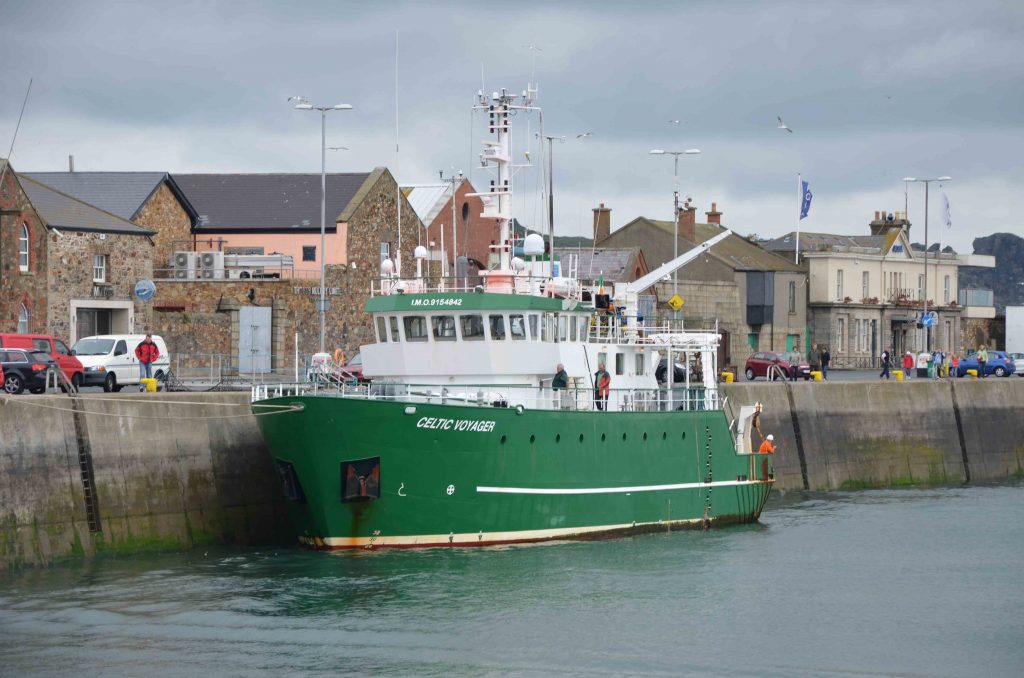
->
[552,363,569,409]
[594,362,611,411]
[902,351,914,379]
[135,333,160,392]
[879,348,892,379]
[977,345,988,378]
[821,346,831,381]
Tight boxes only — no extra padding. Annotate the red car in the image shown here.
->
[744,351,811,381]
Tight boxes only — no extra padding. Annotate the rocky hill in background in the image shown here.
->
[958,232,1024,314]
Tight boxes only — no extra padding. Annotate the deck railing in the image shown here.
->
[251,382,720,413]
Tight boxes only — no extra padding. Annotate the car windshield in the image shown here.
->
[73,338,115,355]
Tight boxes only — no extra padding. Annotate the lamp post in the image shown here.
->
[290,97,353,354]
[902,176,952,352]
[650,148,701,318]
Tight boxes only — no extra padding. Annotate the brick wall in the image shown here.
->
[0,171,48,333]
[134,182,192,274]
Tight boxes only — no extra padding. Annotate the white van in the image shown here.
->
[72,334,171,391]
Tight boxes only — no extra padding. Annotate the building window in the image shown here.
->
[862,271,869,300]
[380,242,390,265]
[92,255,107,283]
[788,281,796,314]
[303,246,316,262]
[19,223,29,272]
[836,269,844,300]
[18,303,29,333]
[918,274,924,301]
[836,317,845,353]
[944,275,950,305]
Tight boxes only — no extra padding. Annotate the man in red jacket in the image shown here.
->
[135,333,160,391]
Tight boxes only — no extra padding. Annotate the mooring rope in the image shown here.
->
[0,395,303,420]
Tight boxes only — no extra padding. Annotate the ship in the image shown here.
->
[252,86,774,549]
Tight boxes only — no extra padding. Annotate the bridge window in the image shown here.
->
[375,316,387,343]
[489,314,506,340]
[460,314,485,340]
[432,315,457,341]
[389,316,400,342]
[404,316,428,342]
[509,314,526,340]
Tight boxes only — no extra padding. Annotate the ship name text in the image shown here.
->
[416,417,496,433]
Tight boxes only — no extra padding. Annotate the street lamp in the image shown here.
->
[289,97,353,354]
[902,176,952,352]
[650,148,701,318]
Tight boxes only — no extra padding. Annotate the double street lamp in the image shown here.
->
[289,97,353,354]
[650,148,701,317]
[901,175,952,352]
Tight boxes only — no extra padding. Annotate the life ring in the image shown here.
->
[333,349,346,365]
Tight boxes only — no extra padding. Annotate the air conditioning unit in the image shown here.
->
[198,252,225,280]
[172,251,197,280]
[227,268,263,279]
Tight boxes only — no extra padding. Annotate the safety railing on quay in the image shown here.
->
[251,381,720,413]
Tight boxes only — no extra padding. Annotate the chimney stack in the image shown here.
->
[705,201,722,225]
[677,199,697,243]
[592,202,611,244]
[68,155,74,172]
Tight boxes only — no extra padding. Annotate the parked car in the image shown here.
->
[0,333,84,389]
[72,334,171,392]
[744,351,811,381]
[1008,353,1024,376]
[956,351,1016,377]
[1,349,59,394]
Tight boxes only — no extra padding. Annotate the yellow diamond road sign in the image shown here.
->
[667,294,684,311]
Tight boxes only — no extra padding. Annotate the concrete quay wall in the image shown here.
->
[722,379,1024,491]
[0,392,290,570]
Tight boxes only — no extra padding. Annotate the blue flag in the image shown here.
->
[800,180,812,220]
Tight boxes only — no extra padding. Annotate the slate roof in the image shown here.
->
[17,174,155,236]
[553,246,641,283]
[646,219,802,272]
[23,171,191,222]
[404,183,452,225]
[174,171,373,232]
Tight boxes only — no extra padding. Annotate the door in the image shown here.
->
[239,306,272,373]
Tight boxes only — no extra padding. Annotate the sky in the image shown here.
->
[2,0,1022,254]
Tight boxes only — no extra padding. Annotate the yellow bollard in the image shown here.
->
[894,370,903,382]
[722,371,734,383]
[966,369,977,379]
[140,378,157,392]
[810,371,823,381]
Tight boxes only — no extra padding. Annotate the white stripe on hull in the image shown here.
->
[476,478,767,495]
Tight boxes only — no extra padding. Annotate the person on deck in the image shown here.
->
[594,363,611,411]
[135,333,160,392]
[758,434,776,454]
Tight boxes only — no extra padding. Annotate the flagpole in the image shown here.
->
[795,173,801,265]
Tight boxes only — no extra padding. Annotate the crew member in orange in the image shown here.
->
[758,434,776,454]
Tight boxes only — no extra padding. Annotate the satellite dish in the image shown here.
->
[133,279,156,302]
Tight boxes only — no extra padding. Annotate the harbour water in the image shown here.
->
[2,482,1022,677]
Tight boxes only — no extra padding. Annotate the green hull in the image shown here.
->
[255,396,773,548]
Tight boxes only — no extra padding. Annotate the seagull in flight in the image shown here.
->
[576,132,593,139]
[777,115,794,133]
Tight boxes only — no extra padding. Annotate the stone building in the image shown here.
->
[598,202,807,372]
[25,171,196,277]
[405,178,498,274]
[766,210,995,365]
[151,168,421,368]
[0,161,49,334]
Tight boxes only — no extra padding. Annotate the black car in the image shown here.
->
[1,349,58,394]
